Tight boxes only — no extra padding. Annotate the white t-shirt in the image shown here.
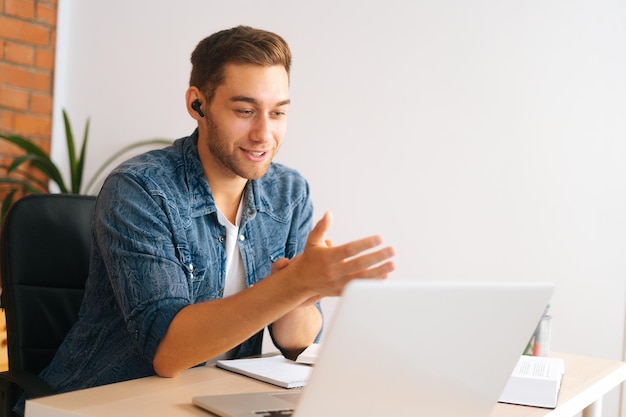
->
[216,203,246,298]
[209,199,246,363]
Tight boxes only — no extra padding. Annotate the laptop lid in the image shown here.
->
[193,280,554,417]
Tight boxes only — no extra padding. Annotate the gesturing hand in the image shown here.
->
[284,212,396,298]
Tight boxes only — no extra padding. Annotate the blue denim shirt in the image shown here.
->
[36,130,317,396]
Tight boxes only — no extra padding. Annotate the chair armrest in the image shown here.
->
[0,370,56,399]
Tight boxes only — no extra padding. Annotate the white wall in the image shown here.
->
[53,1,626,415]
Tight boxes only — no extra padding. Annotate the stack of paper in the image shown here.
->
[498,355,565,408]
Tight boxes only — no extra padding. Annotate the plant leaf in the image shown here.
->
[75,114,90,194]
[6,153,68,193]
[0,177,47,193]
[6,154,34,172]
[0,133,50,158]
[0,163,51,190]
[0,131,71,192]
[63,109,80,193]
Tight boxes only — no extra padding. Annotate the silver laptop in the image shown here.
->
[193,280,554,417]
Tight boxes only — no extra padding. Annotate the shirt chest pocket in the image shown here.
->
[245,245,286,283]
[177,245,222,301]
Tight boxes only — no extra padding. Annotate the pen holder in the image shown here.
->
[525,314,552,357]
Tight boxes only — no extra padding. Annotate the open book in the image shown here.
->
[216,355,313,389]
[498,355,564,408]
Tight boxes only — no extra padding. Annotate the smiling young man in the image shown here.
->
[15,25,396,415]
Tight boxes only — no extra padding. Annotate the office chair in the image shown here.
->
[0,194,96,417]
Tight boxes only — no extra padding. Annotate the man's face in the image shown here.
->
[202,63,290,181]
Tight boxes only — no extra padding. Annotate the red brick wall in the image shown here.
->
[0,0,58,196]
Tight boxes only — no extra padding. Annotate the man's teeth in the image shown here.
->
[249,151,264,156]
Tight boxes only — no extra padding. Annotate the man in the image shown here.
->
[18,25,395,412]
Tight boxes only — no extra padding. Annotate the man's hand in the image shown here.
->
[279,211,396,298]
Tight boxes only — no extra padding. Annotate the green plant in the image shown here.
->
[0,109,172,220]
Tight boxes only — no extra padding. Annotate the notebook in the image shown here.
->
[216,354,312,389]
[193,280,554,417]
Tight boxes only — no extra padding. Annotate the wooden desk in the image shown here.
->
[26,353,626,417]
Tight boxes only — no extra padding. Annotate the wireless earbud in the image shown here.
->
[191,100,205,118]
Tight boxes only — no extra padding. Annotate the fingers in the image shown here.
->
[328,234,387,264]
[346,259,396,280]
[286,212,397,298]
[306,212,396,275]
[271,257,291,274]
[344,244,396,271]
[306,212,333,247]
[339,245,396,279]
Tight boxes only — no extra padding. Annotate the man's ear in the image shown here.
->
[186,87,205,120]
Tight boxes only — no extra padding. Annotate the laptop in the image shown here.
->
[193,280,554,417]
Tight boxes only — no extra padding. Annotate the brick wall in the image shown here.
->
[0,0,58,198]
[0,0,59,371]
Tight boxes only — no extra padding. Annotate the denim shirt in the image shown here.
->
[37,130,317,396]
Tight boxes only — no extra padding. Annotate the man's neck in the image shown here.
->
[212,181,245,225]
[197,136,247,224]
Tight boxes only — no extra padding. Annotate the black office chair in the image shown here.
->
[0,194,96,417]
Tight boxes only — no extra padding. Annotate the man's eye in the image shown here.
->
[236,109,254,117]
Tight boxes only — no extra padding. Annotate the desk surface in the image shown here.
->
[493,354,626,417]
[26,353,626,417]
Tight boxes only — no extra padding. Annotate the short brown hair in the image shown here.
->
[189,26,292,104]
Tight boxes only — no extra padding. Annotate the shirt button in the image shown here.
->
[219,236,225,243]
[239,234,245,241]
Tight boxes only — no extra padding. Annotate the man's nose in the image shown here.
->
[250,114,273,142]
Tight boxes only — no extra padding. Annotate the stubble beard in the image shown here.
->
[205,113,273,181]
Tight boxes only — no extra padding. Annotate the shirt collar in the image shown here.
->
[183,129,217,218]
